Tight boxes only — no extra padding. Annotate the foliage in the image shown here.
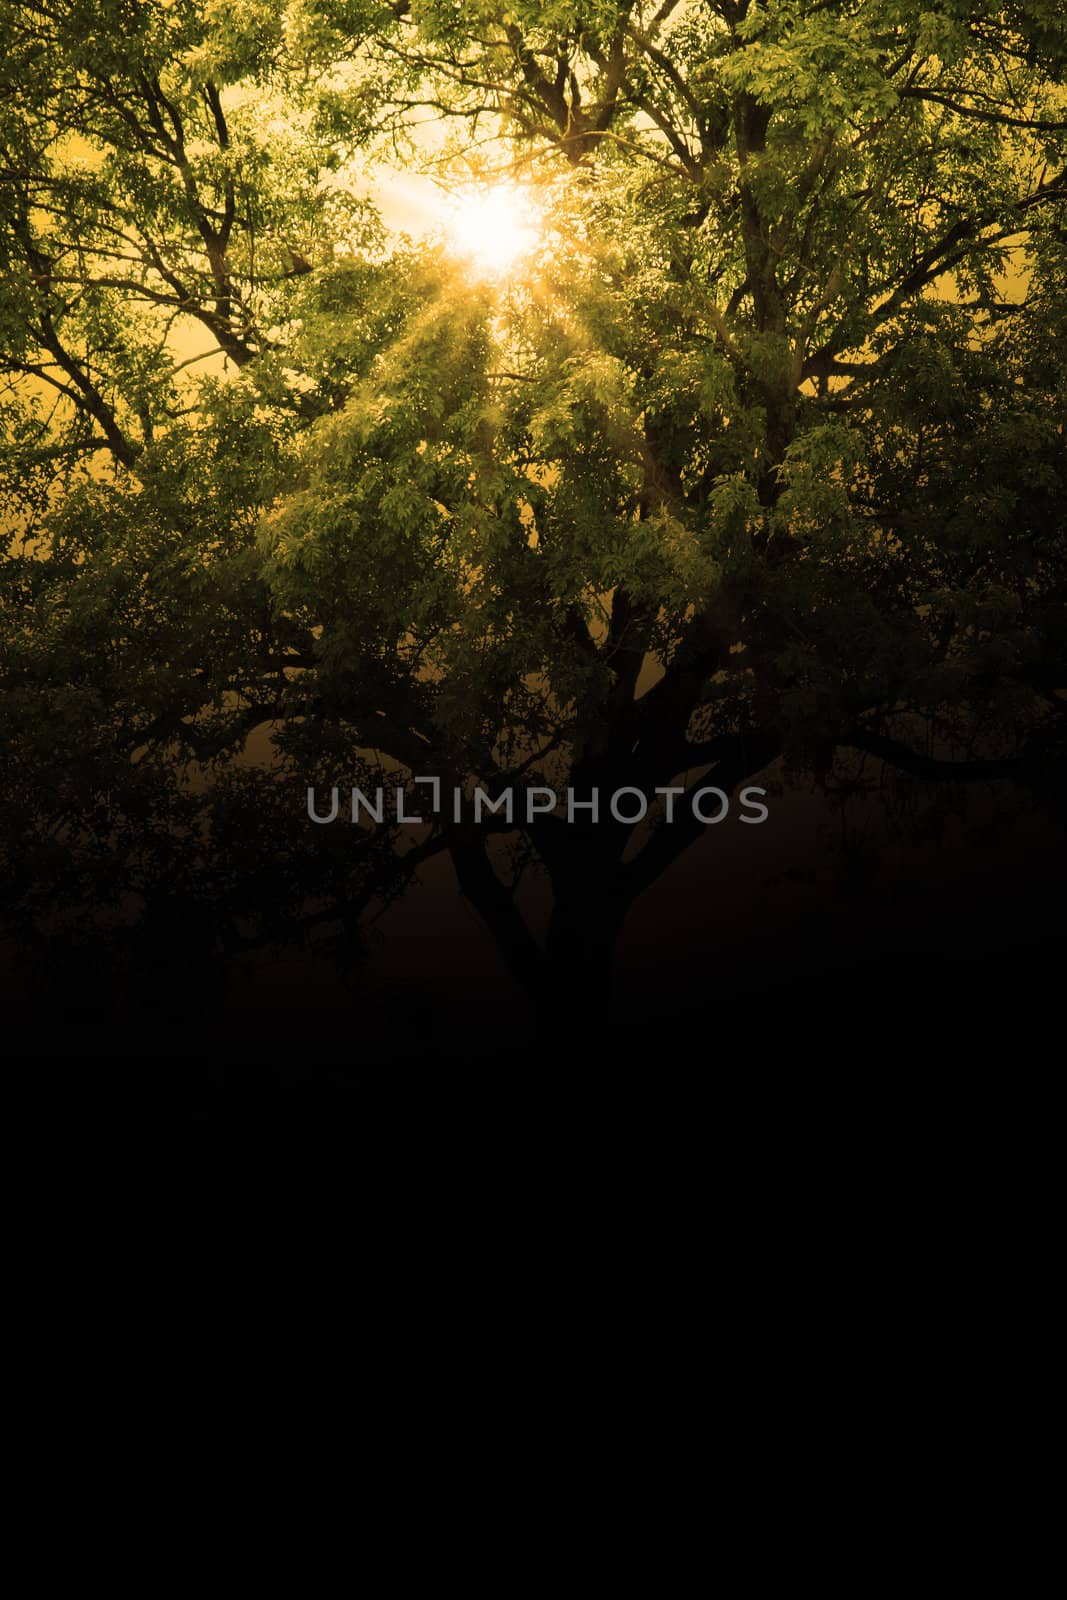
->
[1,0,1065,1022]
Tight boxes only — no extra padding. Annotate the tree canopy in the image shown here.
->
[1,0,1065,1043]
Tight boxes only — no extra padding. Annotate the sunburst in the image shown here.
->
[443,184,542,278]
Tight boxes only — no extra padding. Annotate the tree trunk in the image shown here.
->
[537,887,626,1036]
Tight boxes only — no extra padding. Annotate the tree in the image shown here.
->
[1,0,1065,1045]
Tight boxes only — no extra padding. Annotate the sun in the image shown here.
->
[444,184,541,278]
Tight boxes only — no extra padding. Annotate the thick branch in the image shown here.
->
[850,731,1043,783]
